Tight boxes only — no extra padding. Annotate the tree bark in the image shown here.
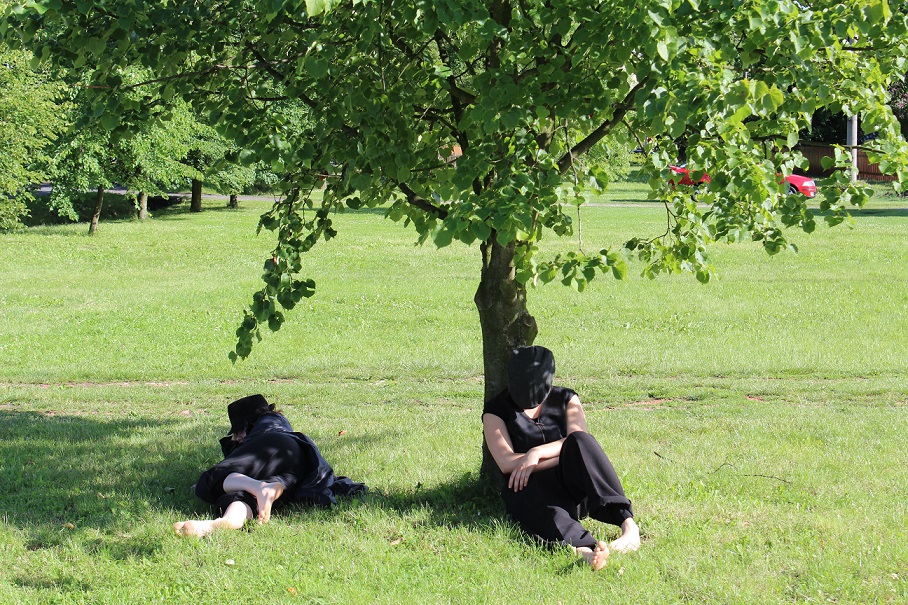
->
[190,179,203,212]
[88,187,104,236]
[137,191,148,221]
[474,236,538,491]
[228,193,239,208]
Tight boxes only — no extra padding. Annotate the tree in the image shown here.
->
[0,38,62,230]
[33,71,241,229]
[7,0,908,476]
[181,118,257,213]
[889,76,908,132]
[32,70,198,231]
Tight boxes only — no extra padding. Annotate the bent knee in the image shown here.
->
[566,431,597,447]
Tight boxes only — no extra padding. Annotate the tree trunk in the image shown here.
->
[137,191,148,221]
[228,193,239,208]
[88,187,105,236]
[474,236,538,491]
[190,179,203,212]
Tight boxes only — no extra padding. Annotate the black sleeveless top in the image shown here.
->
[482,386,577,453]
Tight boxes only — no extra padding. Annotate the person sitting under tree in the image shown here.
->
[482,346,640,570]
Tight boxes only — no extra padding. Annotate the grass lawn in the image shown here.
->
[1,183,907,604]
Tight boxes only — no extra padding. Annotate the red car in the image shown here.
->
[669,165,817,197]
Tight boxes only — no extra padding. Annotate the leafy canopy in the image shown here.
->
[5,0,908,356]
[0,37,63,229]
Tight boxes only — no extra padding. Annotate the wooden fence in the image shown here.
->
[797,142,895,181]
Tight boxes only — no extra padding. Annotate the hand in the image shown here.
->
[508,449,541,492]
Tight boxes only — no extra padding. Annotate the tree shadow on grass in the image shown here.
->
[363,471,507,533]
[0,410,216,554]
[0,410,527,564]
[846,207,908,218]
[149,202,248,222]
[297,426,510,532]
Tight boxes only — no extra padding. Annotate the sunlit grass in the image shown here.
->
[0,185,907,603]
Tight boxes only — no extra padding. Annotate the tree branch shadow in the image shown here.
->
[0,409,520,562]
[0,410,212,549]
[361,471,507,533]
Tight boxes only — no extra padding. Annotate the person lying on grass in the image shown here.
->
[482,346,640,570]
[174,394,367,537]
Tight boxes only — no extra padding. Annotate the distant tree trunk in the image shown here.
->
[228,193,239,208]
[137,191,148,221]
[88,187,105,236]
[190,179,203,212]
[474,236,538,491]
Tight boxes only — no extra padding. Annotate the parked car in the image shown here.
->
[783,174,817,197]
[669,165,817,197]
[669,164,710,187]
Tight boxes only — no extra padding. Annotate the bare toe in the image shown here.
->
[174,520,215,538]
[590,541,610,571]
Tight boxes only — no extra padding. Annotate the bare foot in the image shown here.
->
[609,518,641,553]
[173,520,217,538]
[574,541,610,571]
[590,541,610,570]
[249,480,285,524]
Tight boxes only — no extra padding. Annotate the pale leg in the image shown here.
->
[222,472,285,524]
[174,500,253,538]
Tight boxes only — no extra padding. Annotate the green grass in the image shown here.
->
[1,189,907,603]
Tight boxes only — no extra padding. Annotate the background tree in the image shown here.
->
[0,38,62,230]
[120,99,196,221]
[888,76,908,133]
[27,69,177,230]
[182,118,257,213]
[8,0,908,476]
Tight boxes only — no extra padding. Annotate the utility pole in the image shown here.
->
[846,114,859,183]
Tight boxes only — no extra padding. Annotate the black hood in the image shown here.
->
[507,346,555,409]
[226,394,273,435]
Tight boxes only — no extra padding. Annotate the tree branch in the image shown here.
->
[556,79,647,174]
[396,181,449,218]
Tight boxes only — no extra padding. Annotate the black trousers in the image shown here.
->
[501,431,633,549]
[195,431,306,516]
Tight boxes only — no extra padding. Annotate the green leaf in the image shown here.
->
[306,0,326,16]
[656,41,669,61]
[763,86,784,112]
[866,0,891,24]
[305,58,329,78]
[470,220,491,242]
[100,113,120,131]
[433,226,454,248]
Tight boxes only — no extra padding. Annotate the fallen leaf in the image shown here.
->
[390,538,402,546]
[63,522,75,529]
[287,587,298,595]
[338,430,347,436]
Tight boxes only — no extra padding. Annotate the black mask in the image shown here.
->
[507,346,555,409]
